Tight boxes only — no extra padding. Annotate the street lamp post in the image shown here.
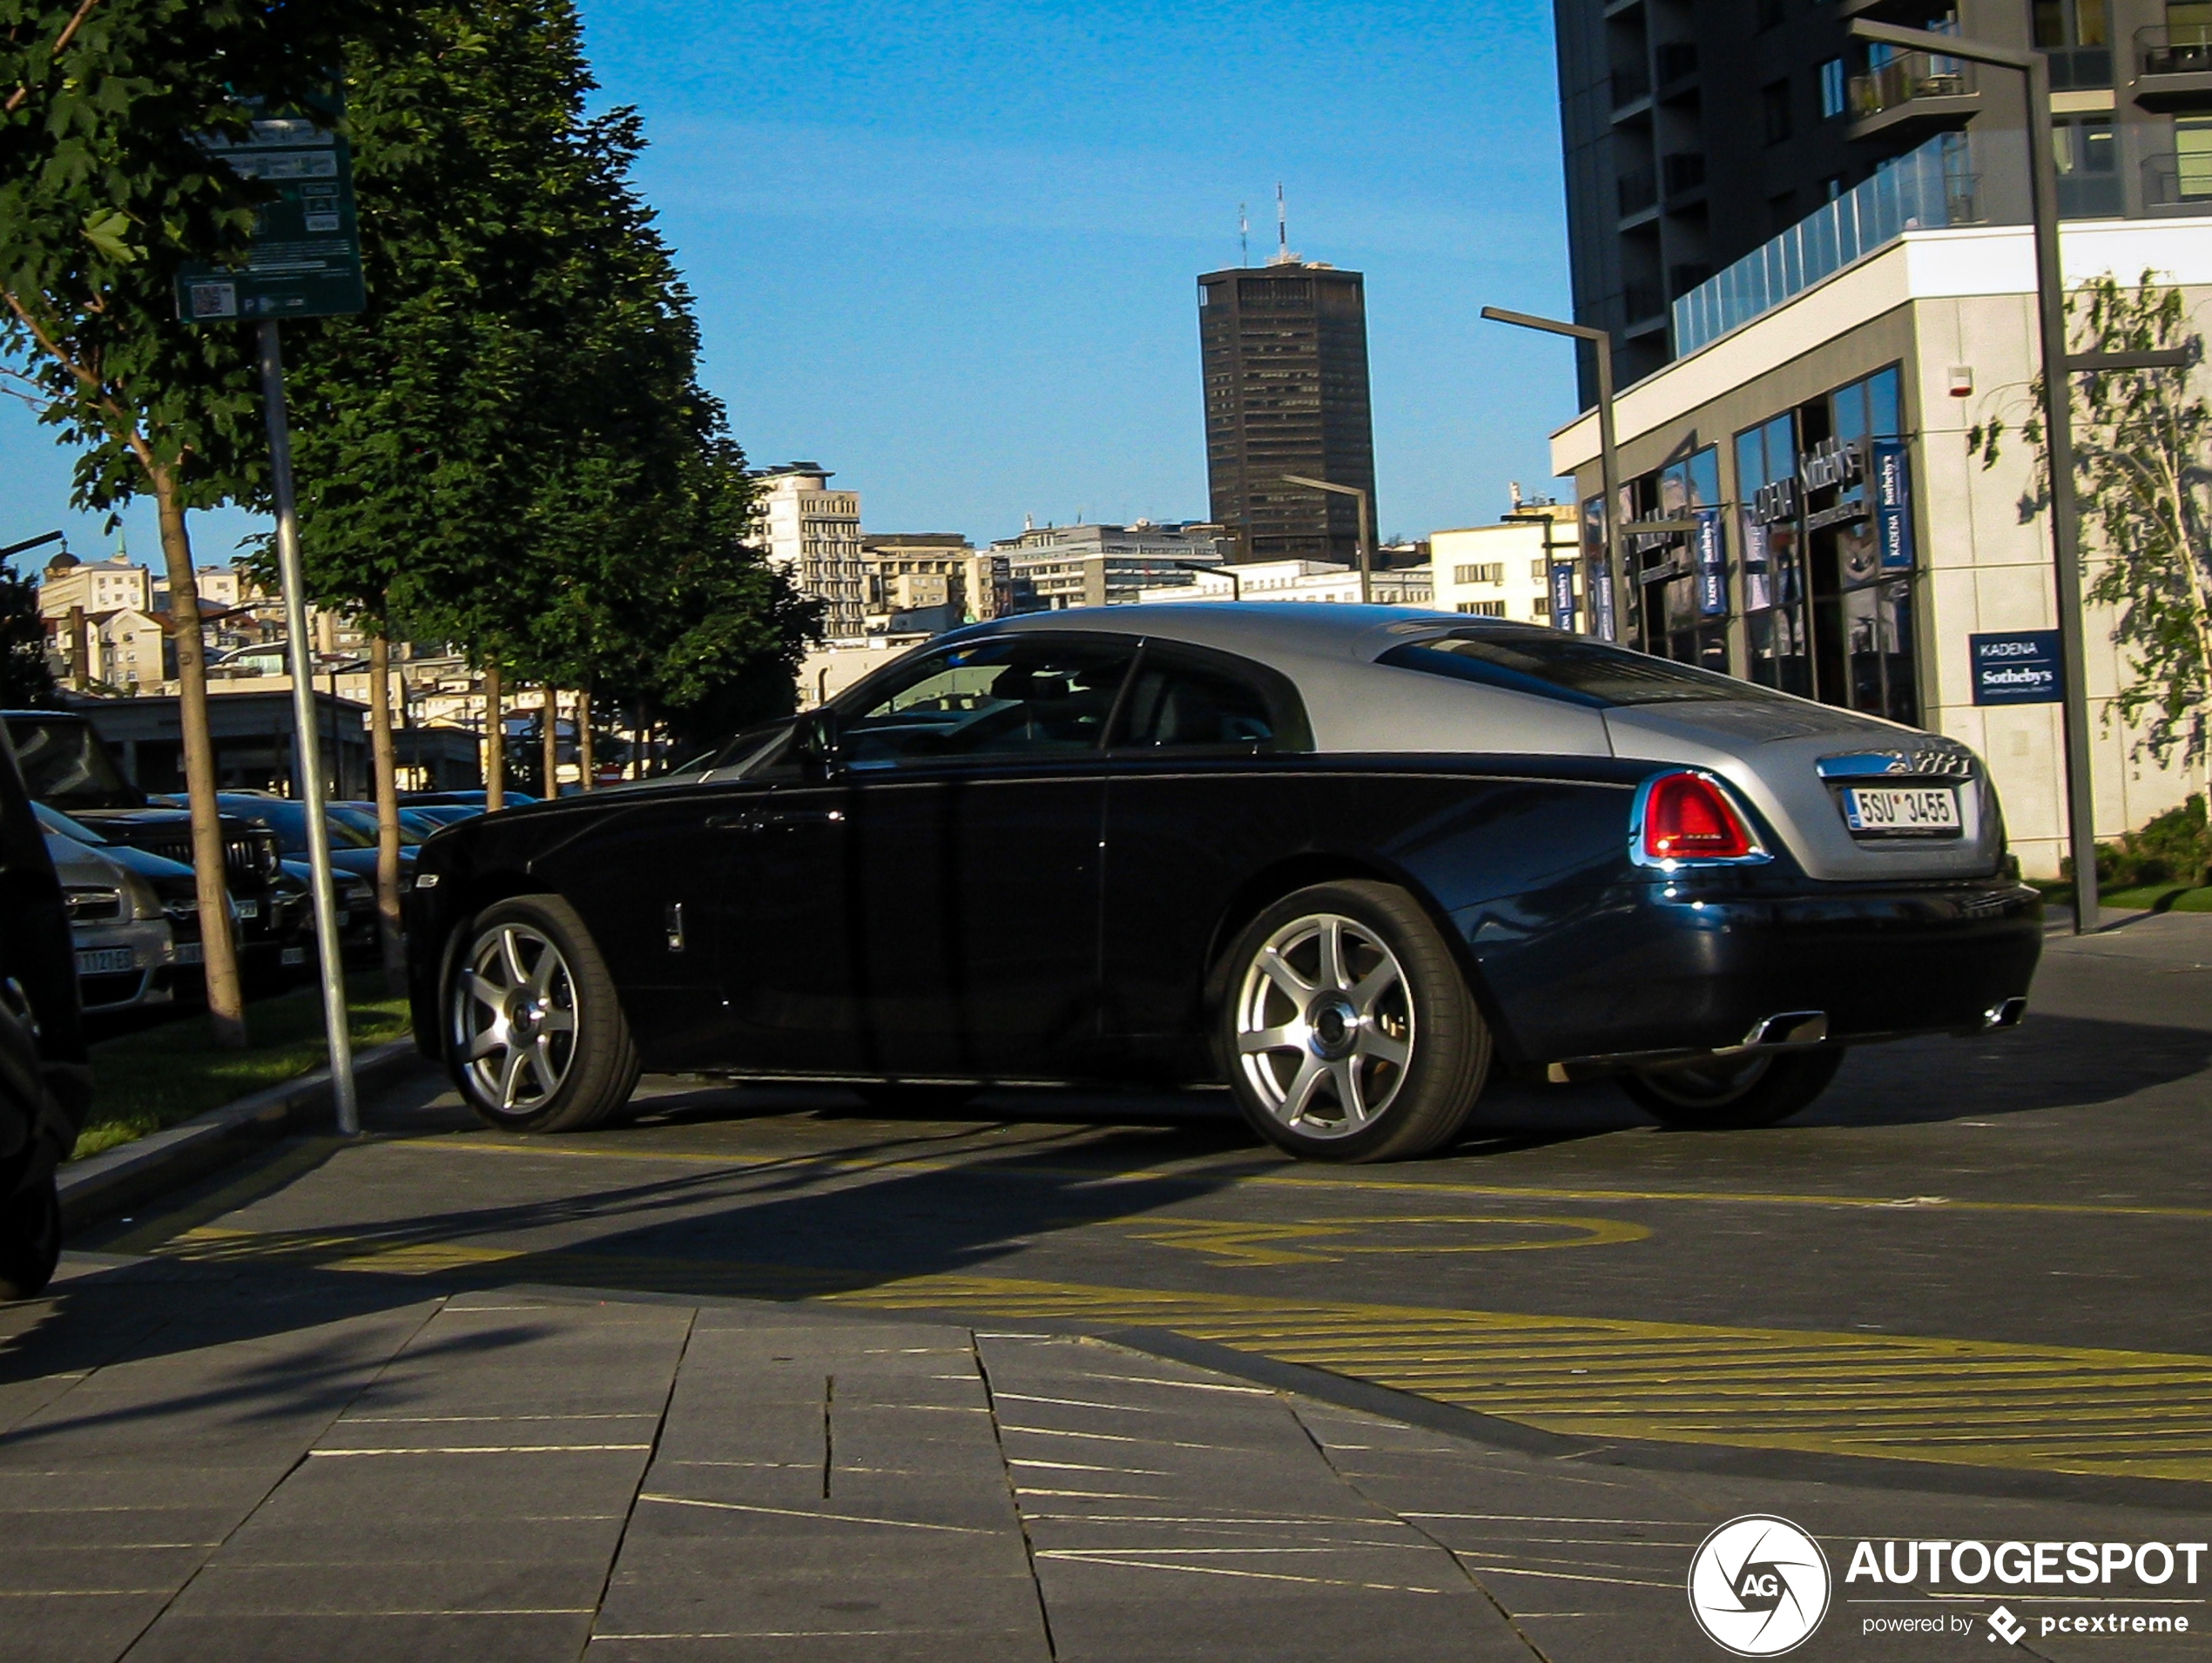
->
[1280,475,1372,603]
[1481,306,1625,641]
[1849,23,2188,933]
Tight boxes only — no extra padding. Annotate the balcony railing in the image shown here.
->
[2139,23,2212,76]
[1849,50,1970,120]
[1673,134,1979,354]
[2142,149,2212,212]
[1618,167,1658,216]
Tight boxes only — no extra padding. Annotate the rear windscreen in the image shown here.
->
[1377,630,1792,709]
[4,716,142,810]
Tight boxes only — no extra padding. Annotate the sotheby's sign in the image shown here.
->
[1971,630,2063,706]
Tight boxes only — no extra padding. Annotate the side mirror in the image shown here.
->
[793,709,841,771]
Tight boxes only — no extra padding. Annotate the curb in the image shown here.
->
[57,1037,426,1232]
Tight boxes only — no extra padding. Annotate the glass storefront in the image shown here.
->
[1614,363,1918,724]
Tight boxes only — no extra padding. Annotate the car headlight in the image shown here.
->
[62,885,125,923]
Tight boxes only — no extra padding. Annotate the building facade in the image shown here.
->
[993,521,1225,609]
[1554,0,2202,395]
[1430,505,1581,625]
[1134,560,1434,607]
[750,463,867,637]
[1550,218,2212,877]
[1197,259,1379,562]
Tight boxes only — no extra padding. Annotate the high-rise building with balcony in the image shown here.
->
[1197,256,1379,564]
[1552,0,2205,397]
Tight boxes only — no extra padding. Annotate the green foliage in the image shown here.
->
[266,1,818,736]
[0,565,57,706]
[2060,792,2212,890]
[1967,273,2212,772]
[0,0,390,509]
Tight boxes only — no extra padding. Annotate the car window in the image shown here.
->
[4,716,142,810]
[1378,628,1793,709]
[841,638,1136,770]
[1113,656,1279,753]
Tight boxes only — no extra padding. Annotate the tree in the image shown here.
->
[0,567,57,707]
[270,1,815,838]
[0,0,388,1043]
[1969,272,2212,802]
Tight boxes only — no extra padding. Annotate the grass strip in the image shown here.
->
[72,973,412,1161]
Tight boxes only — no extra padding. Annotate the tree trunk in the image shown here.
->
[541,684,560,800]
[152,472,248,1047]
[577,685,595,791]
[482,660,504,811]
[368,632,405,993]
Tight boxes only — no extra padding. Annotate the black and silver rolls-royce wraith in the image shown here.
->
[405,605,2041,1161]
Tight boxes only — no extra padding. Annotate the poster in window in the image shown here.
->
[1874,439,1915,571]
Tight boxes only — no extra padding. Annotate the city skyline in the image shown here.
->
[0,0,1574,573]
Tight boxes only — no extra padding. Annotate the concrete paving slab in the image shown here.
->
[3,1589,173,1663]
[118,1609,597,1663]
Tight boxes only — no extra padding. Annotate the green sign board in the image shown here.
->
[176,118,365,323]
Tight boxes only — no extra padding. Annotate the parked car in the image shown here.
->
[397,805,471,834]
[0,728,90,1298]
[275,858,375,960]
[404,607,2042,1161]
[399,789,535,811]
[171,793,420,889]
[3,711,287,986]
[40,822,176,1017]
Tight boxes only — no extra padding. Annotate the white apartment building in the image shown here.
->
[37,550,150,621]
[1430,506,1578,625]
[1135,559,1433,606]
[751,462,867,638]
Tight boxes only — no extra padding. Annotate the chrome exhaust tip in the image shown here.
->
[1738,1011,1829,1048]
[1982,996,2027,1031]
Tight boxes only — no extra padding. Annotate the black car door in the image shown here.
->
[1099,641,1316,1074]
[826,634,1136,1078]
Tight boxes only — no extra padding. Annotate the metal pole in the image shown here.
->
[2026,55,2100,934]
[1355,487,1373,604]
[1593,332,1625,643]
[1479,306,1627,640]
[259,320,359,1134]
[1850,20,2098,932]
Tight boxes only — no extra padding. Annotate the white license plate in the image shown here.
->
[1842,785,1961,834]
[76,947,137,975]
[280,946,308,966]
[176,941,204,966]
[234,899,260,919]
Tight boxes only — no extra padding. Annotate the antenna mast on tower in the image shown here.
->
[1268,184,1298,266]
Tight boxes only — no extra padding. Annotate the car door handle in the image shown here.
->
[756,809,846,830]
[704,811,755,831]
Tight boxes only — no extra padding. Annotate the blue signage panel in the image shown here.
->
[1693,507,1727,617]
[1587,555,1617,641]
[1873,438,1914,572]
[1971,630,2062,704]
[1549,562,1578,631]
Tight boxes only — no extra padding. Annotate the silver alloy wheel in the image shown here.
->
[1234,912,1414,1139]
[1635,1054,1773,1106]
[452,921,579,1113]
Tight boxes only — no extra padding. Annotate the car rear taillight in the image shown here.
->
[1640,771,1757,863]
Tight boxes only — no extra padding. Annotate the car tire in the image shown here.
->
[1218,879,1490,1163]
[0,1173,62,1302]
[852,1083,982,1114]
[447,895,639,1133]
[1621,1047,1844,1130]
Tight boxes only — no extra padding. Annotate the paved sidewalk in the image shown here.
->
[8,1256,2204,1663]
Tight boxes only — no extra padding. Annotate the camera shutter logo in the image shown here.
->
[1687,1515,1831,1655]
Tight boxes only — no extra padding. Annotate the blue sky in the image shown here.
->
[1,0,1575,572]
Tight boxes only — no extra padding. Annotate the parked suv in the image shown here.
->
[0,728,91,1299]
[2,712,286,988]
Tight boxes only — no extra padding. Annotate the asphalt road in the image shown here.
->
[29,911,2212,1659]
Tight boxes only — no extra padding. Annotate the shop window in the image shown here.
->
[1736,411,1811,699]
[1630,444,1724,676]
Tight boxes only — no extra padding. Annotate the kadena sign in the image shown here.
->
[1971,631,2062,706]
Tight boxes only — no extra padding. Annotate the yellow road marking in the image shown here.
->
[400,1131,2212,1223]
[1119,1215,1649,1265]
[154,1224,2212,1483]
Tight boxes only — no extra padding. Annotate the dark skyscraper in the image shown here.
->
[1197,258,1378,564]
